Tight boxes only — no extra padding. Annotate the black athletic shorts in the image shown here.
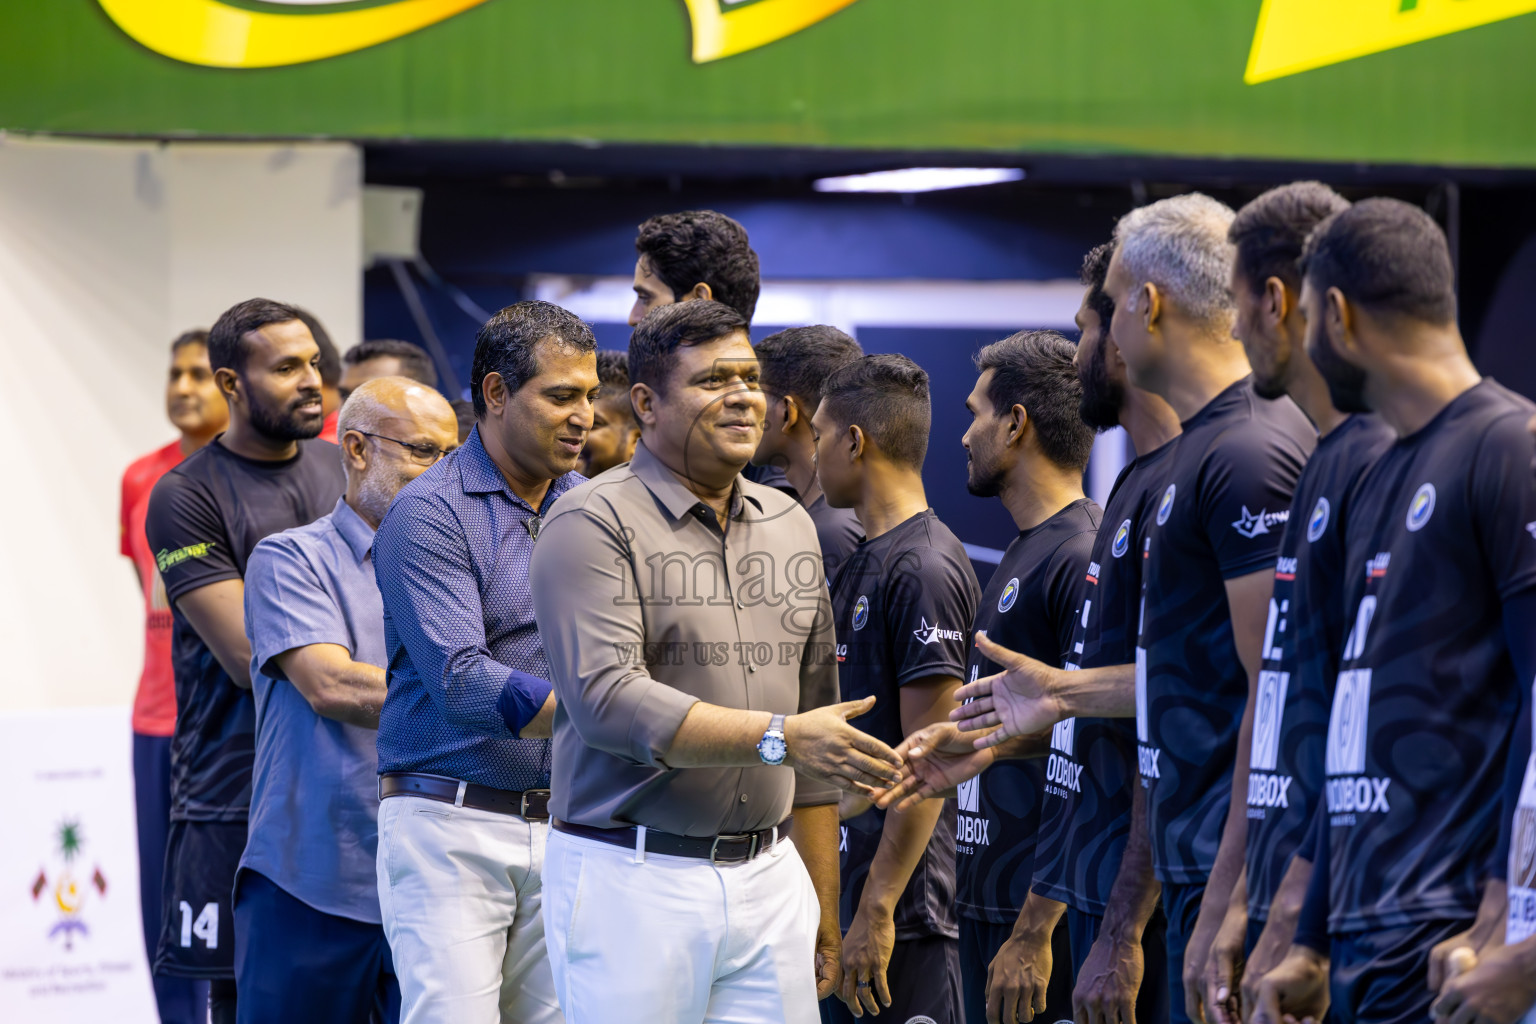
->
[152,820,246,979]
[1329,918,1471,1024]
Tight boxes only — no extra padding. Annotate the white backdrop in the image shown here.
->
[0,135,362,714]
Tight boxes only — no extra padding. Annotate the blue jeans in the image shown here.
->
[133,731,208,1024]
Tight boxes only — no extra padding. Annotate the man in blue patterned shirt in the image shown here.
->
[372,301,601,1024]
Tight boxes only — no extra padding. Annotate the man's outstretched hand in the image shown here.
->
[869,721,997,812]
[952,632,1068,747]
[786,697,904,794]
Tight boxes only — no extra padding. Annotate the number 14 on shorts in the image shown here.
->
[179,900,219,949]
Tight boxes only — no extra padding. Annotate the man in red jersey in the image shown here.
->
[120,329,228,1024]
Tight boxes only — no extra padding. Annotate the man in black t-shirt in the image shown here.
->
[1255,201,1536,1024]
[145,298,345,1023]
[752,326,865,576]
[951,195,1316,1024]
[1198,184,1397,1023]
[813,355,979,1024]
[951,331,1100,1024]
[1033,241,1181,1024]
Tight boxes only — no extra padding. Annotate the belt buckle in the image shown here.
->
[521,788,551,819]
[710,832,757,865]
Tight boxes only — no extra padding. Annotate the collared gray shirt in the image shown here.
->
[530,442,841,836]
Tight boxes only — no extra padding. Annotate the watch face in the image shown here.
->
[760,735,787,764]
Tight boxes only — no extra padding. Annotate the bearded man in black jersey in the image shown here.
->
[145,299,345,1024]
[813,354,980,1024]
[1253,200,1536,1024]
[948,194,1317,1024]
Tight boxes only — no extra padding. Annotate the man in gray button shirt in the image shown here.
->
[236,377,458,1024]
[530,300,904,1024]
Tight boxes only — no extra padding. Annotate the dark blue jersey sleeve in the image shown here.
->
[1197,428,1307,580]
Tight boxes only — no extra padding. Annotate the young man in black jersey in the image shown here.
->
[752,326,865,576]
[1196,183,1398,1024]
[950,193,1317,1024]
[1254,200,1536,1024]
[949,330,1100,1024]
[813,354,980,1024]
[145,298,346,1024]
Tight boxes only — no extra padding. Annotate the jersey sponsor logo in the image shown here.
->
[955,775,990,850]
[1156,484,1176,526]
[155,541,217,572]
[912,618,964,645]
[839,826,848,852]
[1275,557,1297,581]
[1051,717,1077,756]
[1232,505,1290,539]
[1046,752,1084,795]
[1085,562,1101,585]
[1248,772,1293,811]
[835,643,847,663]
[1250,670,1290,772]
[1406,482,1436,532]
[852,595,869,631]
[1326,775,1391,816]
[1326,669,1373,776]
[1307,497,1331,543]
[1366,552,1391,580]
[998,577,1020,613]
[1112,519,1132,558]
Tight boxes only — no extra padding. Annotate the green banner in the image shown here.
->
[3,1,1535,167]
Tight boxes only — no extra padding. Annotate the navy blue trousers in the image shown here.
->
[134,732,209,1024]
[232,870,399,1024]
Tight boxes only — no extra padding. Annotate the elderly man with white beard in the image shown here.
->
[234,376,459,1024]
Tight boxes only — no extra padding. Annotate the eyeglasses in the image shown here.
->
[355,431,456,466]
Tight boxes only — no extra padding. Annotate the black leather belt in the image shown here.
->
[552,816,791,864]
[379,772,551,821]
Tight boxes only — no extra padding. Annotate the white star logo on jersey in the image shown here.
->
[1233,505,1272,538]
[913,618,964,645]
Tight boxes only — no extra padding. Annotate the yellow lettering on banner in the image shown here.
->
[96,0,493,68]
[684,0,861,63]
[97,0,858,68]
[1246,0,1536,84]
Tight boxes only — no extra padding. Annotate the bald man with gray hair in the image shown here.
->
[949,193,1317,1024]
[234,377,458,1024]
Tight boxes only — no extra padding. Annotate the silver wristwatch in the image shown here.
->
[757,713,787,766]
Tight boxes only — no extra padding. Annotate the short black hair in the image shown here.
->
[470,300,597,417]
[1300,197,1457,325]
[629,300,750,395]
[208,298,305,374]
[820,354,931,471]
[1080,242,1116,329]
[755,326,864,411]
[292,308,340,387]
[345,338,438,388]
[974,330,1096,472]
[596,350,631,391]
[170,328,209,354]
[1230,182,1350,295]
[636,210,761,324]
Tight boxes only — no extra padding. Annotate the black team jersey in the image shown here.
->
[955,499,1101,923]
[1244,415,1394,924]
[1138,378,1315,885]
[1031,442,1177,914]
[145,439,345,822]
[1327,380,1536,932]
[830,509,980,940]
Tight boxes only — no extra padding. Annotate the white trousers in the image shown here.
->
[542,827,821,1024]
[377,795,563,1024]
